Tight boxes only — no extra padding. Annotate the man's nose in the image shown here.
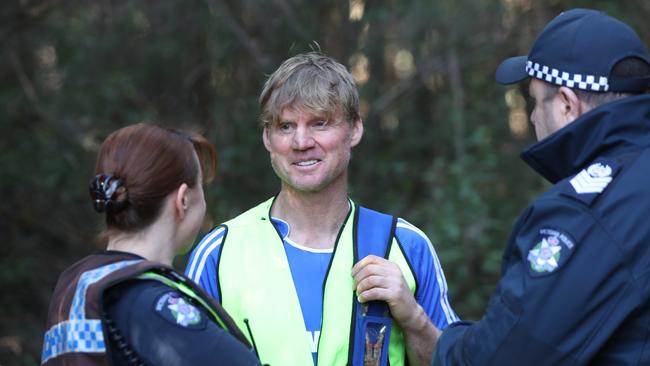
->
[292,126,315,150]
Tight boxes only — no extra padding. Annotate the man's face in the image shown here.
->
[263,107,363,194]
[528,79,570,141]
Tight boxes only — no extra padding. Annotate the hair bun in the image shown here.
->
[89,174,128,213]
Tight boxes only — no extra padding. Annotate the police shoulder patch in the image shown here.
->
[154,291,207,329]
[527,228,576,277]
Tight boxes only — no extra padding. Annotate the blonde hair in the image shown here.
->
[259,52,360,127]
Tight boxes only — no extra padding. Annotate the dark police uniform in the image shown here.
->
[434,95,650,365]
[42,251,260,366]
[104,278,259,366]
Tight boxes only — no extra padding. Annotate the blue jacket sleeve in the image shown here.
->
[184,226,226,302]
[433,198,636,365]
[395,218,459,329]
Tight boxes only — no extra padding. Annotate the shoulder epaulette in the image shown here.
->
[561,159,621,206]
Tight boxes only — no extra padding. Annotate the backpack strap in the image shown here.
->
[349,204,397,366]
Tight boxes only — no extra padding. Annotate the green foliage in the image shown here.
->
[1,0,647,363]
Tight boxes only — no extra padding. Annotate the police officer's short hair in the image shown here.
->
[543,57,650,108]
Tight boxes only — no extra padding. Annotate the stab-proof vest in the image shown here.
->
[217,198,417,365]
[41,252,249,366]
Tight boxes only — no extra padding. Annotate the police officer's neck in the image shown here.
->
[106,215,177,266]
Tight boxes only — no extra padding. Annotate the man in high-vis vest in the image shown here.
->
[186,52,459,366]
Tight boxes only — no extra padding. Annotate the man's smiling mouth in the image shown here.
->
[294,159,320,167]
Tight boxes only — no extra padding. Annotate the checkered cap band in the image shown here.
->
[41,259,142,362]
[526,61,610,92]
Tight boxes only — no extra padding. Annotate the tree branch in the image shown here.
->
[204,0,273,71]
[9,48,45,118]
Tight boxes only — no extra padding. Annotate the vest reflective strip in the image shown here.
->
[41,259,142,363]
[136,272,227,330]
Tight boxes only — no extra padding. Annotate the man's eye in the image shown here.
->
[313,120,328,129]
[278,123,293,132]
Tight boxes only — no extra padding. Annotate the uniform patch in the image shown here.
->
[155,292,206,329]
[527,228,575,276]
[569,163,613,194]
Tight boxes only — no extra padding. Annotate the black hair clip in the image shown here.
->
[89,174,127,213]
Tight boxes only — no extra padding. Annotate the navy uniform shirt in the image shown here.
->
[104,279,261,366]
[434,95,650,365]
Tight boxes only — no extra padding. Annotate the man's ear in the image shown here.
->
[557,86,584,122]
[262,127,272,152]
[174,183,189,220]
[350,118,364,147]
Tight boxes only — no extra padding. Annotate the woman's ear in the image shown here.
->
[174,183,189,219]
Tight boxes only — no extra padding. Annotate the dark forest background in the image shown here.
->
[2,0,649,364]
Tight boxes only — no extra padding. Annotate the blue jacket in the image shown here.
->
[434,94,650,365]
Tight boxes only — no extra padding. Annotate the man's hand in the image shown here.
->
[352,255,440,366]
[352,255,418,325]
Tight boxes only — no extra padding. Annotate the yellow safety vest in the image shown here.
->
[217,198,416,365]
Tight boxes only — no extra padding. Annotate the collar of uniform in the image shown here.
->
[520,94,650,184]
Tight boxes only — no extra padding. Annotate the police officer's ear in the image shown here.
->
[556,86,585,124]
[174,183,190,220]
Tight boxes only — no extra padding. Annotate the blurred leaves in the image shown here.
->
[1,0,647,363]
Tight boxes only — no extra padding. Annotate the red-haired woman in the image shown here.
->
[41,124,260,366]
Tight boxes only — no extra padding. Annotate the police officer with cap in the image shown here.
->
[432,8,650,365]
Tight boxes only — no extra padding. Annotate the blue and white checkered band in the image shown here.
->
[41,259,142,363]
[526,61,610,92]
